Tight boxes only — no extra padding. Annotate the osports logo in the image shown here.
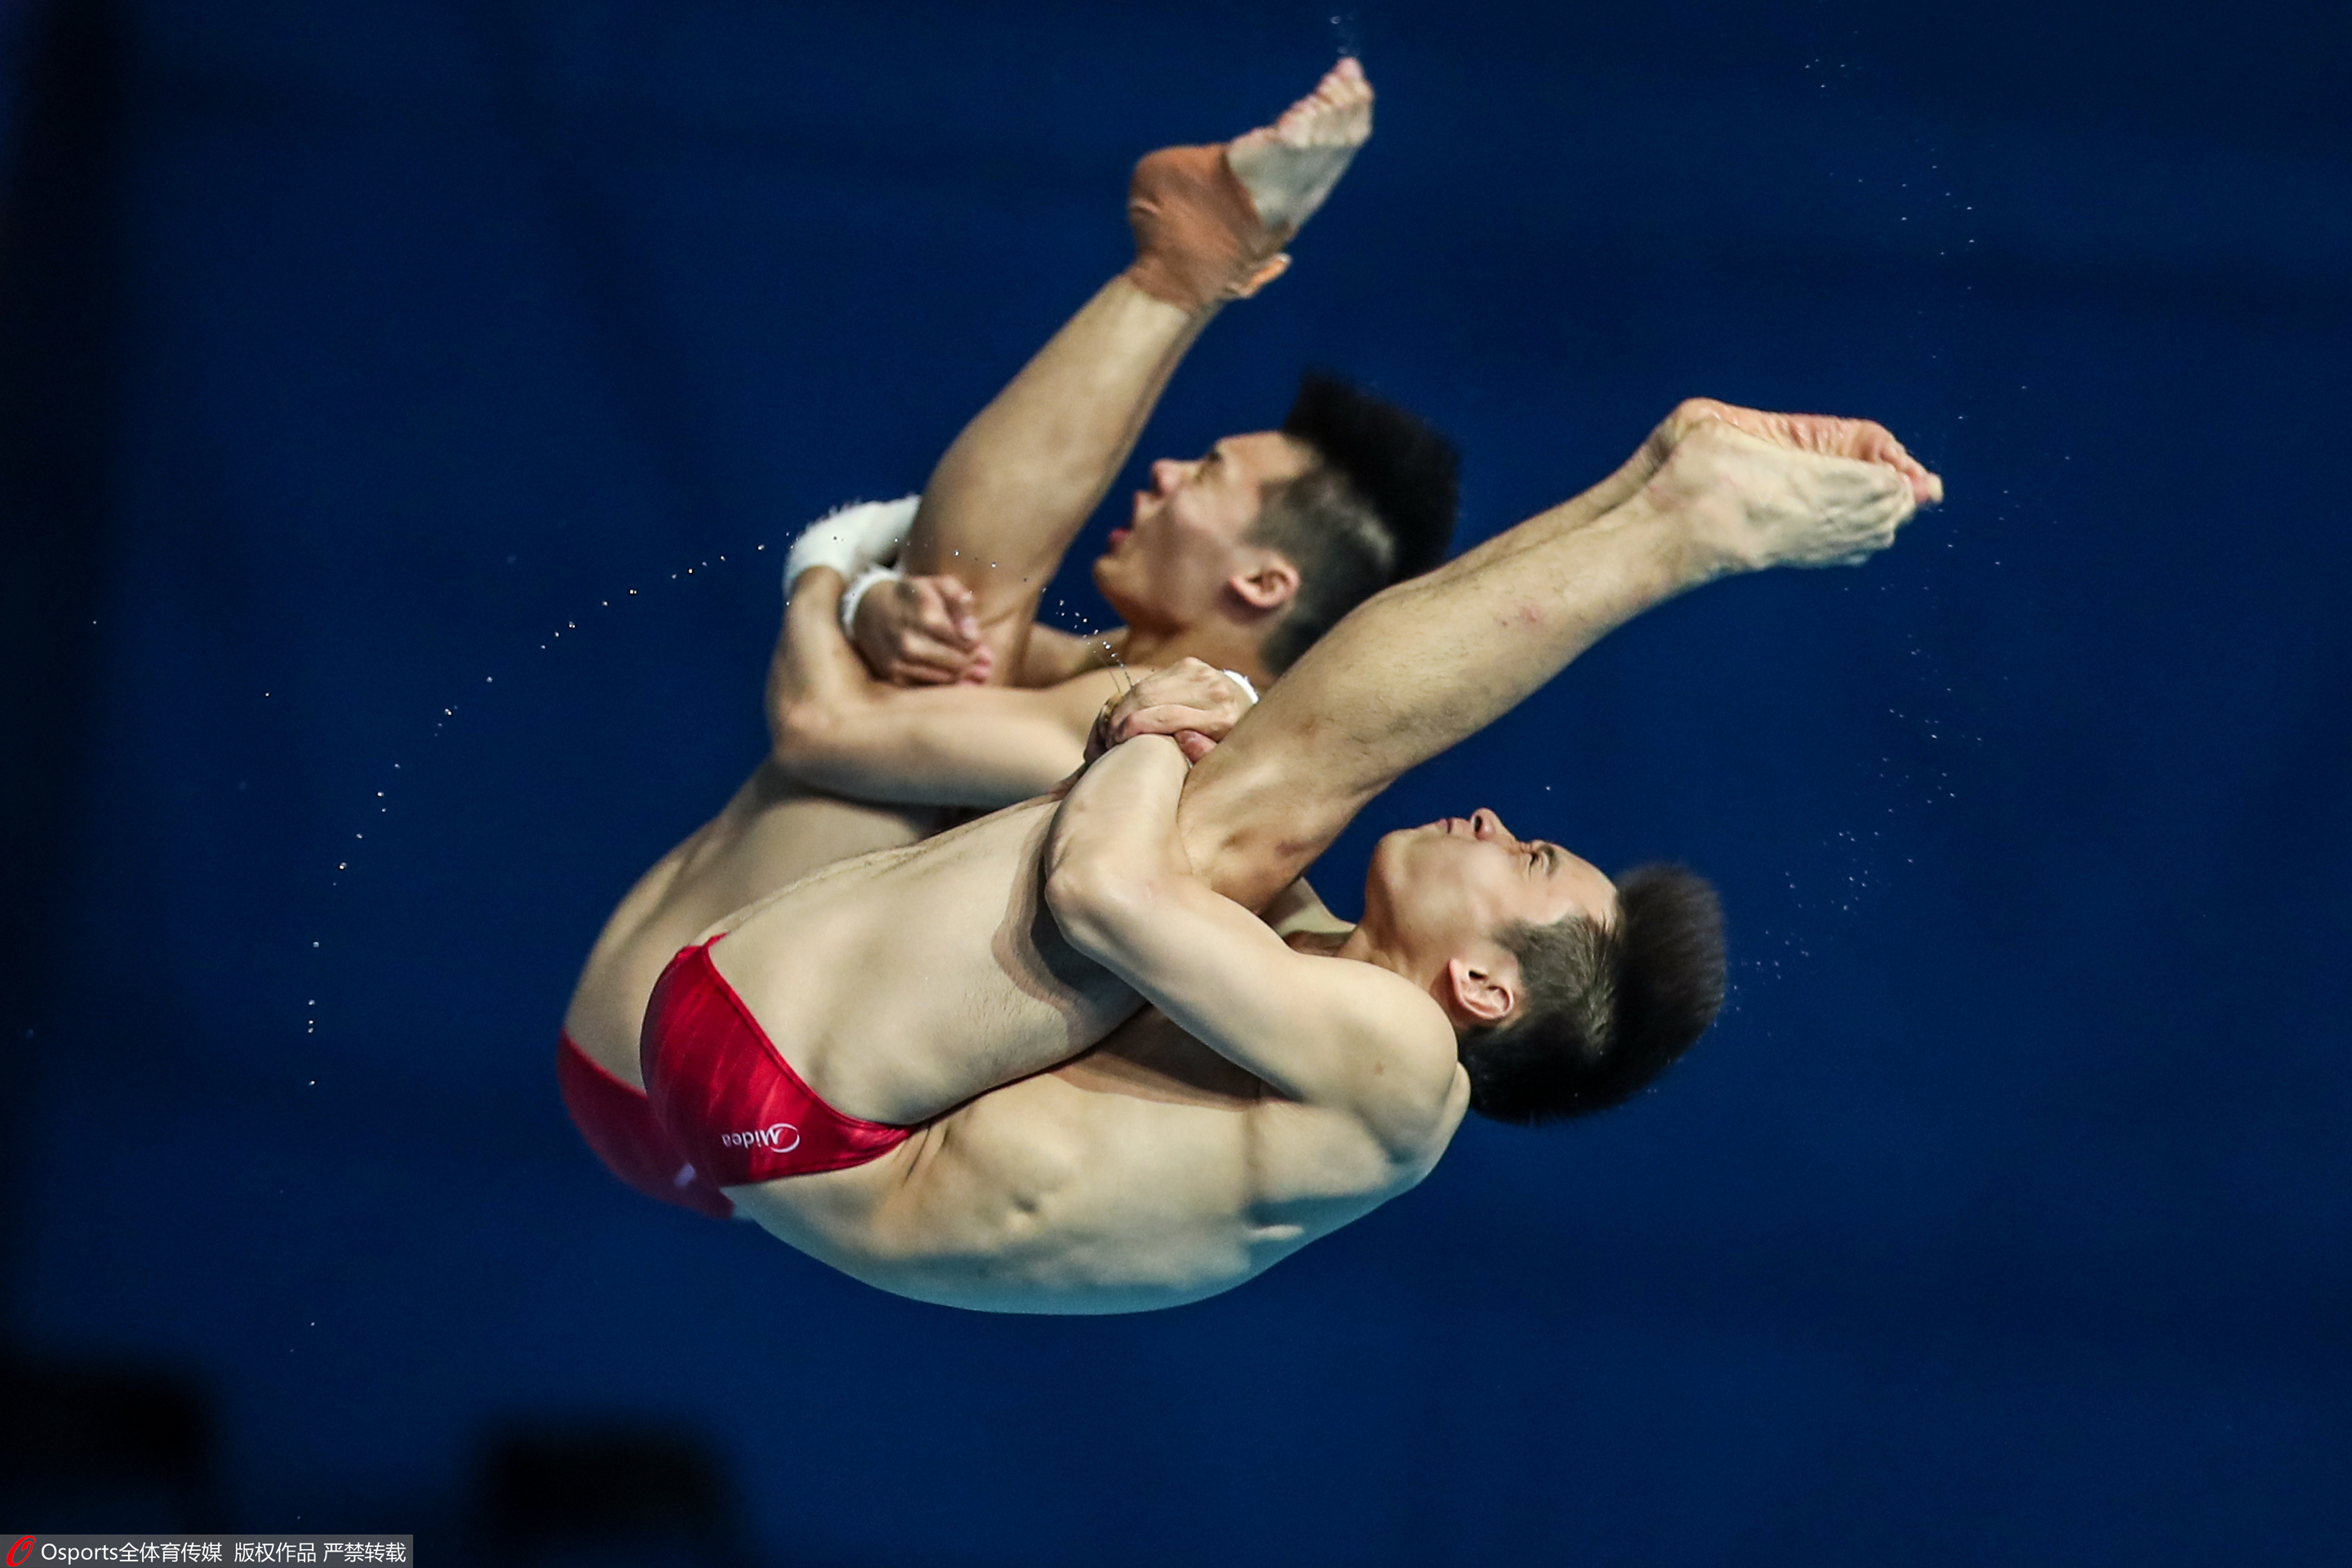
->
[9,1536,34,1567]
[721,1122,802,1154]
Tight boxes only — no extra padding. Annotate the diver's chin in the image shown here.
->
[1366,824,1456,910]
[1367,826,1422,872]
[1092,563,1140,625]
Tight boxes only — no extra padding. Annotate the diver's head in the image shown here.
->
[1358,811,1726,1122]
[1092,429,1315,643]
[1092,371,1458,673]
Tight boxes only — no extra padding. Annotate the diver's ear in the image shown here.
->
[1444,954,1518,1026]
[1226,549,1300,614]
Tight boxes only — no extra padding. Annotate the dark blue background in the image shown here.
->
[7,1,2348,1561]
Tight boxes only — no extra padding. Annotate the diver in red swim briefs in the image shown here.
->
[643,399,1938,1313]
[564,58,1944,1317]
[562,60,1457,1213]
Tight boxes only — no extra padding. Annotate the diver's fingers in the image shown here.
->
[1110,702,1227,745]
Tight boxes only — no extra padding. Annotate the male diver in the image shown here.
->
[562,60,1461,1214]
[641,401,1944,1313]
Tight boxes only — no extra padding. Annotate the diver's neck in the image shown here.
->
[1283,926,1355,958]
[1336,925,1468,1034]
[1331,921,1436,988]
[1117,620,1274,688]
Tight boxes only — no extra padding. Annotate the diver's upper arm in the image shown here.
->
[775,669,1120,807]
[1061,873,1460,1153]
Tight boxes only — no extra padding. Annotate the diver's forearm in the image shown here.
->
[1043,735,1194,957]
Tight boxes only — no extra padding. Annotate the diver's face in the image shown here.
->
[1363,810,1616,967]
[1092,431,1313,631]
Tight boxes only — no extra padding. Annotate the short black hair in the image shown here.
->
[1458,864,1727,1124]
[1248,371,1459,672]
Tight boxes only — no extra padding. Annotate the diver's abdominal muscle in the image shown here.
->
[731,1081,1314,1313]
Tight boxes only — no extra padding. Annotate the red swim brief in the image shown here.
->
[556,1032,735,1219]
[642,935,914,1186]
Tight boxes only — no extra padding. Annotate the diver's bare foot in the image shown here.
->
[1629,398,1943,507]
[1225,57,1375,235]
[1124,59,1374,310]
[1641,416,1923,572]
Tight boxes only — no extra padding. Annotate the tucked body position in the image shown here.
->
[561,60,1461,1215]
[643,401,1943,1313]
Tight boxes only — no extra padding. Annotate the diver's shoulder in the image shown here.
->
[1256,958,1465,1169]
